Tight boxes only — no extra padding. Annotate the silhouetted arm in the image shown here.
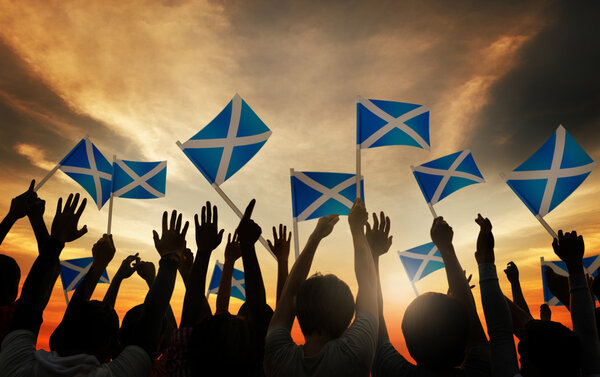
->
[103,254,140,308]
[505,296,531,339]
[544,267,571,309]
[0,180,37,245]
[27,197,49,249]
[267,225,291,305]
[504,261,532,317]
[216,233,241,313]
[71,234,116,303]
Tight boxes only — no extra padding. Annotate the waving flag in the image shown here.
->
[178,94,271,186]
[207,261,246,302]
[398,242,444,283]
[412,150,484,207]
[60,257,109,302]
[291,171,364,222]
[541,255,600,306]
[357,97,430,150]
[58,138,112,209]
[504,126,595,218]
[112,159,167,199]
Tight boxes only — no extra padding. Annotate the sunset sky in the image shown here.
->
[0,0,599,358]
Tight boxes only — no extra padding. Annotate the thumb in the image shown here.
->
[75,225,88,239]
[153,230,160,247]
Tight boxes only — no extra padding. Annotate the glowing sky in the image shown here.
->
[0,0,598,356]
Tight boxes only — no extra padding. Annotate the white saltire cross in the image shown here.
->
[413,150,484,205]
[207,262,246,299]
[398,244,443,283]
[181,94,272,185]
[504,126,595,217]
[113,160,166,198]
[358,97,430,150]
[59,137,111,209]
[60,259,109,292]
[293,172,359,222]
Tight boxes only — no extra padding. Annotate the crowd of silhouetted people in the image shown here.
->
[0,180,599,376]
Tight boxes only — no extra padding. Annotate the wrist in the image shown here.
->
[566,261,584,275]
[349,224,364,234]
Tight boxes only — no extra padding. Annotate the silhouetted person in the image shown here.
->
[0,254,20,343]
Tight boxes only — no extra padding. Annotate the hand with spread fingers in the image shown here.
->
[225,232,242,264]
[153,210,189,263]
[51,193,88,243]
[268,224,291,263]
[195,201,224,255]
[366,211,392,258]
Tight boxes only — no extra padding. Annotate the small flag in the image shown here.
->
[207,261,246,301]
[179,94,272,186]
[59,138,113,209]
[291,171,364,222]
[398,242,445,283]
[505,125,595,217]
[112,159,167,199]
[412,150,484,206]
[541,255,600,306]
[60,257,110,293]
[357,97,430,150]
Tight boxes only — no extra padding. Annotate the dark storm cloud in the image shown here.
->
[468,0,600,169]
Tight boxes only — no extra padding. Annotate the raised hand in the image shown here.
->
[194,201,224,254]
[115,253,140,280]
[474,214,494,265]
[237,199,261,246]
[504,261,519,284]
[178,248,194,283]
[92,234,116,268]
[552,230,585,274]
[136,261,156,285]
[268,224,291,263]
[152,210,189,262]
[348,198,367,232]
[366,211,392,257]
[28,197,46,219]
[430,216,453,248]
[225,232,242,263]
[51,193,88,243]
[9,180,37,220]
[313,214,339,239]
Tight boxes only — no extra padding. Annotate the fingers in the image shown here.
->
[28,179,35,192]
[228,233,232,244]
[287,230,292,243]
[176,213,182,231]
[170,210,177,230]
[267,240,274,250]
[217,229,224,240]
[243,199,256,219]
[162,211,168,234]
[195,214,200,230]
[384,215,390,235]
[181,221,190,237]
[75,225,88,239]
[212,204,217,225]
[75,198,87,219]
[65,193,73,210]
[205,201,211,225]
[153,230,160,247]
[372,212,379,230]
[56,197,63,216]
[272,226,278,242]
[379,212,385,231]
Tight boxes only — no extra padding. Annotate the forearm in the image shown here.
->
[276,258,289,305]
[241,242,267,315]
[0,213,17,245]
[216,260,235,313]
[568,270,600,374]
[102,276,124,309]
[352,228,378,315]
[479,264,519,377]
[181,252,211,327]
[374,257,390,343]
[71,262,106,302]
[27,214,49,250]
[510,281,532,317]
[505,296,531,338]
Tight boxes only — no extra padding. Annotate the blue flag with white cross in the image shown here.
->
[112,159,167,199]
[541,255,600,306]
[398,242,444,284]
[60,257,110,293]
[207,261,246,301]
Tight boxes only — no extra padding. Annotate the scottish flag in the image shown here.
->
[412,150,484,206]
[112,159,167,199]
[398,243,444,283]
[291,171,364,222]
[60,257,110,293]
[541,255,600,306]
[207,261,246,301]
[357,97,430,150]
[178,94,272,186]
[505,126,595,218]
[59,138,112,209]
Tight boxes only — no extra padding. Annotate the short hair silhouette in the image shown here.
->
[119,304,174,357]
[188,313,261,377]
[296,273,355,339]
[0,254,20,306]
[518,320,581,377]
[401,292,468,369]
[50,300,119,363]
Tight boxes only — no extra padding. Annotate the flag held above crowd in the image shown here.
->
[397,242,445,296]
[540,255,600,306]
[412,150,485,217]
[504,125,595,238]
[207,261,246,302]
[112,159,167,199]
[60,257,110,304]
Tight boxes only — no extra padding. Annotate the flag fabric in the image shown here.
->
[207,261,246,301]
[505,125,595,217]
[357,97,430,150]
[398,242,445,283]
[291,171,364,222]
[541,255,600,306]
[60,257,110,293]
[179,94,272,186]
[59,137,112,209]
[112,159,167,199]
[412,150,484,205]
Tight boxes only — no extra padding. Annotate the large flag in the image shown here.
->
[412,150,484,206]
[60,257,110,294]
[207,261,246,301]
[541,255,600,306]
[59,137,112,209]
[178,94,272,186]
[398,242,445,284]
[357,97,430,150]
[504,125,595,218]
[291,171,364,222]
[112,159,167,199]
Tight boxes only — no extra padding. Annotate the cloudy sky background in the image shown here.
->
[0,0,598,355]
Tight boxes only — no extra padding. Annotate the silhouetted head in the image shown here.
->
[296,273,355,339]
[188,313,261,377]
[402,292,468,370]
[119,304,175,357]
[0,254,20,306]
[518,320,581,377]
[50,300,119,363]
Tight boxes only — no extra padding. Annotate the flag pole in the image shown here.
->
[176,141,276,260]
[63,289,70,305]
[540,256,548,304]
[427,203,438,218]
[410,280,419,297]
[107,155,116,235]
[35,138,86,192]
[356,96,362,199]
[535,215,558,239]
[290,169,301,260]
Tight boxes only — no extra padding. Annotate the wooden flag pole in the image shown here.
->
[410,280,419,297]
[106,155,116,235]
[356,96,362,199]
[35,138,84,192]
[290,169,301,260]
[411,165,438,218]
[176,141,276,260]
[63,289,70,305]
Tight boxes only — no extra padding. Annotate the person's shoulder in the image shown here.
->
[1,329,36,348]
